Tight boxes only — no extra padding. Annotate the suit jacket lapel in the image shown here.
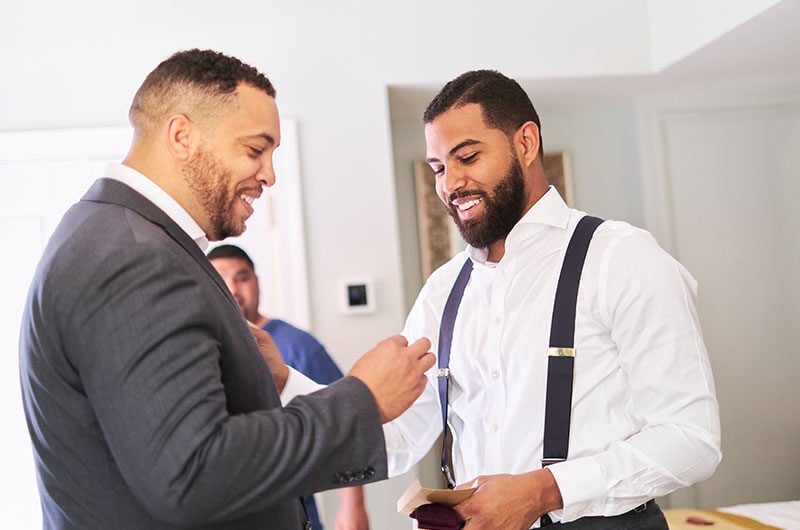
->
[81,178,241,312]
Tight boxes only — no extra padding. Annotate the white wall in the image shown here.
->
[538,101,644,224]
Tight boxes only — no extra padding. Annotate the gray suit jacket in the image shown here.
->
[19,178,387,529]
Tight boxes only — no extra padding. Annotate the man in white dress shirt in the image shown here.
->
[381,70,722,529]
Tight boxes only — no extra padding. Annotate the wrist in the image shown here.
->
[538,468,564,513]
[275,364,289,392]
[340,485,365,506]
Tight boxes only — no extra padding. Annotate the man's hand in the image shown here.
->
[453,469,563,530]
[247,321,289,392]
[348,335,434,423]
[334,486,369,530]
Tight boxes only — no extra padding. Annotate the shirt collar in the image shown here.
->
[103,162,209,251]
[466,185,570,265]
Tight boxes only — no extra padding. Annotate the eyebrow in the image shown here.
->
[245,133,277,147]
[426,139,481,164]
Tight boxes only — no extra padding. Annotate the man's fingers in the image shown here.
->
[418,352,436,372]
[406,337,432,357]
[386,334,409,347]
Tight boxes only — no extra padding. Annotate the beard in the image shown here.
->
[446,156,527,250]
[182,145,246,240]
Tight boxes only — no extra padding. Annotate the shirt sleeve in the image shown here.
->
[280,367,326,406]
[382,280,446,478]
[550,228,722,521]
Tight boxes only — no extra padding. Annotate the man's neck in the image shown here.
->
[486,239,507,262]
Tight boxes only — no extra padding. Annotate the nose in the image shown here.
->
[257,159,276,188]
[439,165,466,196]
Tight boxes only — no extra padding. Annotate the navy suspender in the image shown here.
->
[436,215,604,488]
[542,215,604,466]
[437,258,474,489]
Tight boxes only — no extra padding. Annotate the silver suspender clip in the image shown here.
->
[437,368,450,378]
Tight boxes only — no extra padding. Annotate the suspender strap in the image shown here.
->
[542,215,604,466]
[437,258,473,489]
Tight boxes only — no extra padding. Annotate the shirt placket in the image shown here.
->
[484,263,509,472]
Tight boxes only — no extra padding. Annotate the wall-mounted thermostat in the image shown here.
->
[339,277,375,315]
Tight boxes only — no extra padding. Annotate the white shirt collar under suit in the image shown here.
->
[104,162,209,251]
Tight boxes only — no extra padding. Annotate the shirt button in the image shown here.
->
[493,316,502,325]
[491,424,499,432]
[491,371,500,380]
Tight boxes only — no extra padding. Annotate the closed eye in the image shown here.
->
[459,152,478,164]
[249,147,265,158]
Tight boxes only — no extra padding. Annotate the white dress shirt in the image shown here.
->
[104,162,209,251]
[383,187,721,524]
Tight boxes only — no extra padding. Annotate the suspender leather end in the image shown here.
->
[548,347,575,357]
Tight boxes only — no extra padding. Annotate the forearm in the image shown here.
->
[340,485,364,507]
[382,375,442,477]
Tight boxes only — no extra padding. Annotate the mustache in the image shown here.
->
[447,190,488,203]
[235,185,264,197]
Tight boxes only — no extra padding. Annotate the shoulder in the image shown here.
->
[402,252,471,340]
[590,219,686,276]
[585,218,698,313]
[418,251,474,302]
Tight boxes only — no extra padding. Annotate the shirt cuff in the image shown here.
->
[546,457,607,522]
[280,367,325,406]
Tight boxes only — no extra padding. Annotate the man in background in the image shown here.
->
[18,48,433,529]
[209,244,369,530]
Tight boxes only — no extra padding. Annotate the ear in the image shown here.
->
[165,114,196,162]
[515,121,541,167]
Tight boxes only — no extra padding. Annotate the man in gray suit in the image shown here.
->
[18,48,434,529]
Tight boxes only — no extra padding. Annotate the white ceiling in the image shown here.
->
[389,0,800,116]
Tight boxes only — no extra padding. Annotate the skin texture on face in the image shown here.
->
[209,256,261,322]
[185,84,281,241]
[425,103,532,260]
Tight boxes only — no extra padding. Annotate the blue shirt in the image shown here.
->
[262,319,344,529]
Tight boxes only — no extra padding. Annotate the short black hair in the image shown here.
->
[207,244,255,272]
[129,48,275,131]
[423,70,543,156]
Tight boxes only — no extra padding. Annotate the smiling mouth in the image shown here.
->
[454,197,483,211]
[240,194,256,205]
